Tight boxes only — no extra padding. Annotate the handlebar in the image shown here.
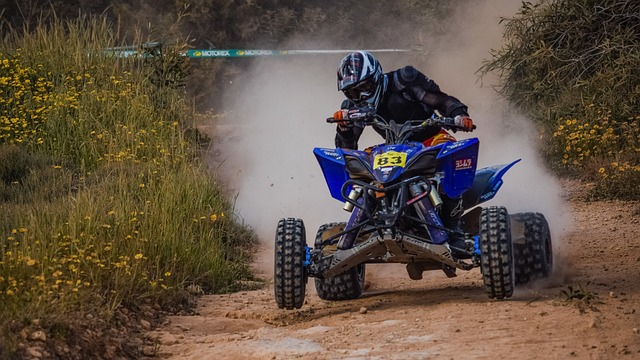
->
[327,108,475,145]
[326,113,475,131]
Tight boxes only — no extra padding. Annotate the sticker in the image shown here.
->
[455,158,473,170]
[322,150,341,158]
[373,151,407,169]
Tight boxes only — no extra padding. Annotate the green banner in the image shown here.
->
[186,49,291,58]
[185,49,410,58]
[105,44,411,59]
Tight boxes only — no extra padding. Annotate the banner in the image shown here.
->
[186,49,410,58]
[105,43,412,58]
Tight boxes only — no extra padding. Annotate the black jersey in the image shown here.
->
[335,66,468,150]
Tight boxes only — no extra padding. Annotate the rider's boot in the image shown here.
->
[441,194,470,255]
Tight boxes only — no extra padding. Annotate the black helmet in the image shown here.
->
[337,51,385,108]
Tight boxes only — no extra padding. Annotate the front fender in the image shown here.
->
[314,147,348,201]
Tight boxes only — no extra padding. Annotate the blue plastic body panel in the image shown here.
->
[315,137,501,203]
[436,138,480,198]
[368,142,432,183]
[477,159,521,203]
[314,147,349,201]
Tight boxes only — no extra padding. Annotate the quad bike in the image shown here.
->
[274,108,553,310]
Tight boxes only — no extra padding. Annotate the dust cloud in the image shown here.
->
[211,0,572,280]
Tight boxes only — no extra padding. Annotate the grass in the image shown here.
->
[559,283,601,313]
[0,15,257,359]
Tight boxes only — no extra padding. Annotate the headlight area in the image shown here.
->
[402,150,438,179]
[345,155,374,179]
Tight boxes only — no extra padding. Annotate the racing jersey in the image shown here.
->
[335,66,469,150]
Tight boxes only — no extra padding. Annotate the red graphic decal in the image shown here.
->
[455,158,473,170]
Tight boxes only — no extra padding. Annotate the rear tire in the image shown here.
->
[479,206,515,299]
[511,212,553,285]
[314,222,366,301]
[274,218,307,309]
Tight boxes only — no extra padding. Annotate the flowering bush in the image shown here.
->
[0,17,256,357]
[0,56,54,145]
[548,106,640,199]
[595,161,640,200]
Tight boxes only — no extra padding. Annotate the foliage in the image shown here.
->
[0,146,75,203]
[0,15,256,359]
[481,0,640,199]
[481,0,640,122]
[548,109,639,167]
[2,0,464,111]
[593,160,640,200]
[547,106,640,199]
[560,283,601,312]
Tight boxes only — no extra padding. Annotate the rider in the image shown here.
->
[333,50,475,254]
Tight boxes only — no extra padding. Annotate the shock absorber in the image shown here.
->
[409,181,442,208]
[409,181,448,244]
[343,185,363,212]
[427,183,443,208]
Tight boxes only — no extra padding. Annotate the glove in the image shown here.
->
[333,109,353,131]
[453,115,474,132]
[333,107,374,131]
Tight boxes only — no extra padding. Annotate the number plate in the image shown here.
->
[373,151,407,169]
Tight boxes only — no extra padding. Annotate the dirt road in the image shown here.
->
[149,193,640,360]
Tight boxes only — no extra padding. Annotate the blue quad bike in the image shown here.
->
[274,110,553,309]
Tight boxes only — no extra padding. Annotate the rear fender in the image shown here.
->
[461,159,521,210]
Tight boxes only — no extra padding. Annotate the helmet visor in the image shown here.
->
[342,78,377,103]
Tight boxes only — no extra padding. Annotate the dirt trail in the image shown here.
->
[149,193,640,360]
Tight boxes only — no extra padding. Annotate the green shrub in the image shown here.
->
[0,15,256,359]
[481,1,640,199]
[546,110,640,200]
[546,108,639,171]
[593,161,640,200]
[0,145,75,203]
[481,0,640,124]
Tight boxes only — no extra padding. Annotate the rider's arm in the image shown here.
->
[421,92,468,118]
[335,127,362,150]
[395,66,469,117]
[334,99,364,150]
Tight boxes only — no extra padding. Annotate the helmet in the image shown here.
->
[337,51,385,108]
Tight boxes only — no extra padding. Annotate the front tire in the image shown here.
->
[274,218,307,309]
[314,222,366,301]
[479,206,515,299]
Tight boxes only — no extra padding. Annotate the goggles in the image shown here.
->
[343,78,377,102]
